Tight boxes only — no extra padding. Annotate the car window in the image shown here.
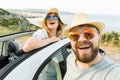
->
[35,49,66,80]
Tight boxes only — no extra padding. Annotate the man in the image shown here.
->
[63,13,120,80]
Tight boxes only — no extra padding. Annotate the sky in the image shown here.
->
[0,0,120,14]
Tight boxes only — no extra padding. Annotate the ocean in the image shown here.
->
[91,15,120,33]
[27,14,120,33]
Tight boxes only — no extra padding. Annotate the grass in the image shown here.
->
[0,26,10,36]
[100,43,120,63]
[16,35,32,40]
[100,43,120,55]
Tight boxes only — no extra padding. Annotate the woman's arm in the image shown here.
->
[23,36,61,52]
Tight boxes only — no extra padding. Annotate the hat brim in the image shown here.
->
[64,21,105,38]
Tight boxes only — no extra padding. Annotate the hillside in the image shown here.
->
[0,8,40,36]
[0,8,10,15]
[0,8,22,19]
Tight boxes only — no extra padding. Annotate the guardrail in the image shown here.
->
[0,30,36,42]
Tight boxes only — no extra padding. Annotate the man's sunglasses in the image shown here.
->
[69,29,95,41]
[46,15,58,20]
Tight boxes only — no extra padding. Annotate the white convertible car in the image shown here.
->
[0,31,71,80]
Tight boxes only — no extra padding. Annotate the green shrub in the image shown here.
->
[102,31,120,46]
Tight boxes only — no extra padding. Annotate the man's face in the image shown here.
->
[69,25,101,63]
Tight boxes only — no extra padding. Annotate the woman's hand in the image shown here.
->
[50,36,61,43]
[57,34,65,40]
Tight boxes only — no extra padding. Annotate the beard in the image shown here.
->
[73,41,99,63]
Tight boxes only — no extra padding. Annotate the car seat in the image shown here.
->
[7,41,19,62]
[0,56,9,69]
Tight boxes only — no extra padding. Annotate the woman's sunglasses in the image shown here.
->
[69,29,95,41]
[46,15,58,20]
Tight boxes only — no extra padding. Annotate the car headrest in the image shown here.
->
[8,41,19,54]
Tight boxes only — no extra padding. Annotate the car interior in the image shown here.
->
[0,39,72,80]
[0,41,26,69]
[0,41,19,69]
[33,42,71,80]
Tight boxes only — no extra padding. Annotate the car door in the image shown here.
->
[33,42,71,80]
[33,38,71,80]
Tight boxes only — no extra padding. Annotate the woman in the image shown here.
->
[23,8,67,52]
[22,8,67,80]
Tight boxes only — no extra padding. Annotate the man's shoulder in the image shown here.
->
[112,63,120,69]
[105,63,120,80]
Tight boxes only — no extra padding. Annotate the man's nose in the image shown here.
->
[78,34,86,41]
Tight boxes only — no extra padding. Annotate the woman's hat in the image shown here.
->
[64,13,105,37]
[39,8,67,27]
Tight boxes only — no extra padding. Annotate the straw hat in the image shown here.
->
[64,13,105,37]
[39,8,67,28]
